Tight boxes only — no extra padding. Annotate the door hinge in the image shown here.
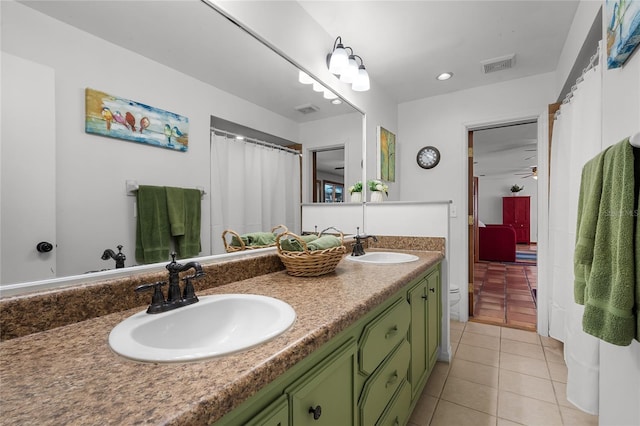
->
[468,147,473,157]
[468,215,474,226]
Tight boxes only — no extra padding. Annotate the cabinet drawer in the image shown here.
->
[359,297,411,375]
[375,379,411,426]
[287,339,357,426]
[359,339,411,426]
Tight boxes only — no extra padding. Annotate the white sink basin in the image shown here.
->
[109,294,296,363]
[346,251,419,264]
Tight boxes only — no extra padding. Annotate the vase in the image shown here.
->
[351,192,362,203]
[370,191,384,203]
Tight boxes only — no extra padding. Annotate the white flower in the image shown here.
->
[375,183,383,191]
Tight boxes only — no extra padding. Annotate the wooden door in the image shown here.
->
[467,131,474,316]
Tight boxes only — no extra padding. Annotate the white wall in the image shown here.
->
[398,73,555,321]
[1,1,300,279]
[478,177,538,243]
[598,20,640,425]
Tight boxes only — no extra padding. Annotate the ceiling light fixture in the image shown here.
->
[327,36,370,92]
[436,72,453,81]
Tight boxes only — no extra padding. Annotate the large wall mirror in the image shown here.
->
[0,0,364,288]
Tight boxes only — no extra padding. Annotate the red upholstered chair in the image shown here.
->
[479,224,516,262]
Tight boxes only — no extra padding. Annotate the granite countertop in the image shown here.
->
[0,250,443,425]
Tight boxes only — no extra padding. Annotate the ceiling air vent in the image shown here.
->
[294,104,320,115]
[481,54,516,74]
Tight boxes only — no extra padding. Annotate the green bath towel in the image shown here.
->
[574,149,607,303]
[135,185,170,264]
[280,234,318,251]
[574,138,638,345]
[175,188,201,259]
[165,186,186,236]
[231,232,277,247]
[306,235,342,251]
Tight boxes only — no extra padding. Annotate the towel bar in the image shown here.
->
[126,180,206,198]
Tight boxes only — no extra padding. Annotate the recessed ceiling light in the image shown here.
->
[436,72,453,81]
[331,99,342,105]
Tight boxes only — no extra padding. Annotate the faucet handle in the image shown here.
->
[135,282,167,314]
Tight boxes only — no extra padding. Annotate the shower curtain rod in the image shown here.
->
[211,128,301,155]
[555,43,601,119]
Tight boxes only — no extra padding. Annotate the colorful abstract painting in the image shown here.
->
[606,0,640,69]
[378,126,396,182]
[85,88,189,151]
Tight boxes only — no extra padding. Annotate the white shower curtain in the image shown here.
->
[209,132,301,255]
[547,48,602,415]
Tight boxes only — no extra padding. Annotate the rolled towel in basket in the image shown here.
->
[307,235,342,251]
[280,234,318,251]
[231,232,277,247]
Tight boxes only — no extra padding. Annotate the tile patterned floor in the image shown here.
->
[408,321,599,426]
[473,245,538,331]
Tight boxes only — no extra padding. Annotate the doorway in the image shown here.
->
[311,147,345,203]
[468,121,539,331]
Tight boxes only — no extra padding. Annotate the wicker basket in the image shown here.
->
[276,228,346,277]
[222,224,288,253]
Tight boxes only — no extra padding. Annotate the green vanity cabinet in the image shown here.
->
[245,395,289,426]
[215,261,442,426]
[407,264,442,398]
[286,339,357,425]
[426,267,441,372]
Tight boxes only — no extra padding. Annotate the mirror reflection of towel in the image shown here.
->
[135,185,170,263]
[175,188,201,258]
[165,186,186,236]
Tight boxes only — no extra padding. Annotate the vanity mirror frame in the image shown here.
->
[0,0,366,294]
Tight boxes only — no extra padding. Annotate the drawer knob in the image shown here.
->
[385,370,399,388]
[309,405,322,420]
[421,294,428,300]
[429,287,436,293]
[385,325,399,339]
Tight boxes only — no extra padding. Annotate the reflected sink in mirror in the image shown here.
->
[109,294,296,363]
[346,252,419,264]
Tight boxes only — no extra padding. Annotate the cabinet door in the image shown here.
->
[427,268,441,370]
[407,278,428,398]
[287,339,357,426]
[245,395,289,426]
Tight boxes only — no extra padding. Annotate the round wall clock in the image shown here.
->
[416,146,441,169]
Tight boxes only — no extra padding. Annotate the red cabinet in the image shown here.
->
[503,196,530,244]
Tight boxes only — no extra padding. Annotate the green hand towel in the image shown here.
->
[135,185,170,264]
[280,234,318,251]
[307,235,341,251]
[575,139,637,346]
[176,188,201,258]
[165,186,185,236]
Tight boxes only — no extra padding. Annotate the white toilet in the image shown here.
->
[449,283,461,320]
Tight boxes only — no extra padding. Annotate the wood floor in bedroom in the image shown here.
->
[472,244,538,331]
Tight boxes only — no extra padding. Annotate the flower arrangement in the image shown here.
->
[348,181,363,194]
[368,179,389,196]
[510,184,524,193]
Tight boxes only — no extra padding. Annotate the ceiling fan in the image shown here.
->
[515,166,537,179]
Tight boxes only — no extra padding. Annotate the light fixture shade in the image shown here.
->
[298,70,314,85]
[323,89,338,100]
[352,66,370,91]
[328,43,349,74]
[339,56,359,84]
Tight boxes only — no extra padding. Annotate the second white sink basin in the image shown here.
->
[346,251,419,264]
[109,294,296,363]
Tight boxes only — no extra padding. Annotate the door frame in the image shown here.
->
[464,111,547,330]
